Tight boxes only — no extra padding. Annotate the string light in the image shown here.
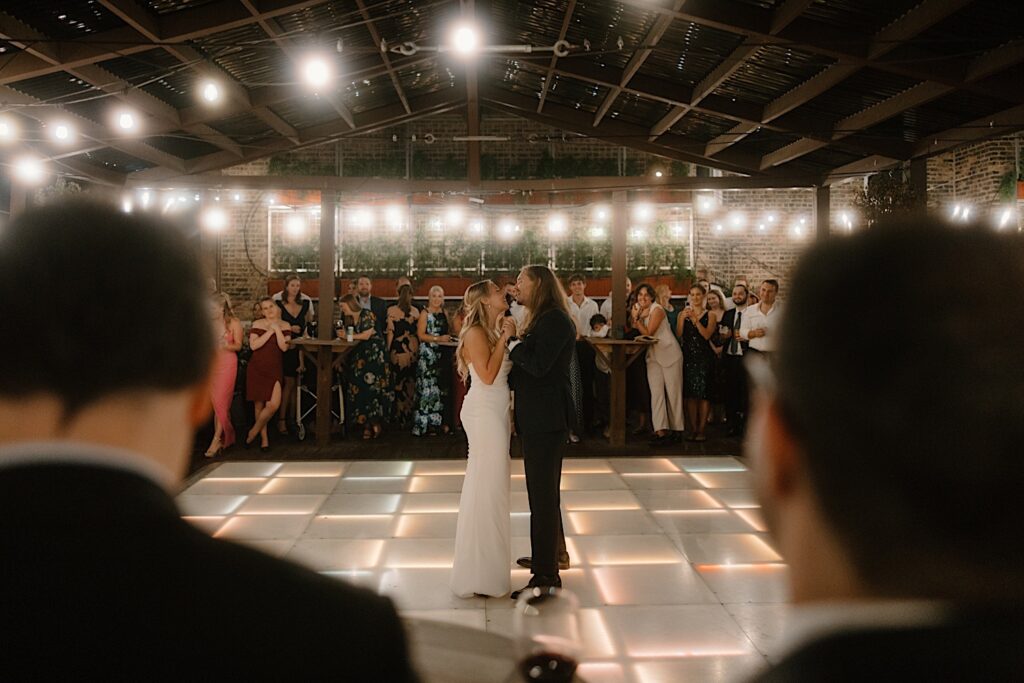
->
[593,205,609,222]
[632,203,653,223]
[200,80,221,104]
[450,23,481,57]
[0,115,17,142]
[445,205,465,228]
[469,218,485,236]
[547,213,567,237]
[116,110,137,131]
[998,207,1014,230]
[202,207,228,232]
[13,156,46,184]
[285,213,306,237]
[589,226,606,240]
[301,54,332,89]
[49,121,75,144]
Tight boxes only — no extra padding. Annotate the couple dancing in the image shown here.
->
[450,266,576,599]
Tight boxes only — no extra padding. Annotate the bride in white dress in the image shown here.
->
[450,280,516,598]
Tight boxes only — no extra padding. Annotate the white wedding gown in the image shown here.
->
[450,357,512,598]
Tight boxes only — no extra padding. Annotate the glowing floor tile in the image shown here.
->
[320,493,402,514]
[237,539,294,558]
[633,489,722,511]
[305,514,395,539]
[213,462,283,477]
[346,461,413,477]
[382,538,456,569]
[576,662,625,683]
[286,538,385,571]
[182,477,267,495]
[236,494,325,515]
[276,461,346,477]
[568,510,662,535]
[653,510,756,534]
[510,459,525,475]
[695,564,790,604]
[572,535,685,566]
[579,608,619,658]
[724,603,792,660]
[402,493,461,514]
[620,472,699,490]
[395,513,459,538]
[258,477,338,495]
[510,491,531,513]
[560,473,627,491]
[690,472,753,489]
[320,569,380,590]
[182,515,226,535]
[562,490,641,511]
[335,477,409,493]
[676,534,781,564]
[603,605,757,659]
[412,461,467,476]
[408,475,465,493]
[593,564,717,606]
[633,655,767,683]
[176,494,247,516]
[562,459,613,474]
[734,508,767,532]
[379,568,484,610]
[711,489,760,509]
[215,514,313,540]
[673,456,748,473]
[403,609,487,630]
[609,457,681,474]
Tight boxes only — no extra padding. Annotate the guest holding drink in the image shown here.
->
[631,284,685,445]
[386,283,420,428]
[413,286,451,436]
[705,289,729,424]
[339,294,389,439]
[655,285,679,344]
[676,285,719,441]
[245,297,291,451]
[206,292,243,457]
[275,275,311,436]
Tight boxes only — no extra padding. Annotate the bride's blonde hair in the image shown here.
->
[456,279,501,382]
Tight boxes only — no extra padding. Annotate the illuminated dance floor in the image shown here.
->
[178,457,790,682]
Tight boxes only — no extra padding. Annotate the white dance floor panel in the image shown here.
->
[179,457,790,682]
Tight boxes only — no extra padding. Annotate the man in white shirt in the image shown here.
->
[567,274,600,433]
[739,278,780,353]
[599,276,632,322]
[746,220,1024,681]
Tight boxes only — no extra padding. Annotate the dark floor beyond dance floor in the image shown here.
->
[190,424,743,477]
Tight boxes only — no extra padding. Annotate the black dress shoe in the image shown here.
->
[516,554,571,571]
[260,445,270,453]
[510,574,562,600]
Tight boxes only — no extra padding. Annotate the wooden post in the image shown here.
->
[910,157,927,212]
[316,191,337,446]
[609,190,629,446]
[815,185,830,241]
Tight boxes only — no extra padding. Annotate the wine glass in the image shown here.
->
[513,587,581,682]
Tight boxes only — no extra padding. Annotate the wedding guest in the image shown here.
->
[275,275,312,436]
[567,274,599,435]
[206,293,243,457]
[386,283,420,428]
[739,279,781,355]
[655,284,679,342]
[355,275,388,335]
[631,284,684,445]
[696,268,733,310]
[599,276,632,322]
[705,289,729,424]
[676,284,718,441]
[339,294,389,439]
[590,314,611,435]
[748,291,760,306]
[245,297,291,451]
[719,284,750,436]
[450,303,469,433]
[623,284,650,434]
[413,286,451,436]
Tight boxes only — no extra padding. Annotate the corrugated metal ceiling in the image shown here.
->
[715,45,833,107]
[71,147,155,173]
[802,0,922,35]
[799,68,921,123]
[666,109,740,143]
[4,1,125,40]
[637,20,748,90]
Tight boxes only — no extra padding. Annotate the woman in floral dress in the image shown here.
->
[339,294,390,439]
[413,286,451,436]
[386,283,420,427]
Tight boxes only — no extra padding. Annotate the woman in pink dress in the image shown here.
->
[206,293,243,457]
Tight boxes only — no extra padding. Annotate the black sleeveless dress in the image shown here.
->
[276,298,310,378]
[682,312,715,399]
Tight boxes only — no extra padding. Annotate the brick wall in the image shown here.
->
[927,134,1021,222]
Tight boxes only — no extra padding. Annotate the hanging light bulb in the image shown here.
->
[301,54,332,89]
[0,115,17,143]
[200,80,221,104]
[450,22,481,57]
[49,120,75,144]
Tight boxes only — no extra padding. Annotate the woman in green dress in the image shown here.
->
[412,286,452,436]
[339,294,390,439]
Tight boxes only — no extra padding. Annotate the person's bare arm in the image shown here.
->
[249,324,273,350]
[225,319,243,352]
[694,310,717,341]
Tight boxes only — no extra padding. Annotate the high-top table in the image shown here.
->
[289,337,361,446]
[585,337,658,447]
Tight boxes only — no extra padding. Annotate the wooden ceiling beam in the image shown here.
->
[354,0,410,115]
[537,0,577,114]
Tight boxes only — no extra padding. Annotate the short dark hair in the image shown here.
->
[733,283,748,294]
[589,313,607,327]
[568,273,586,285]
[774,219,1024,600]
[0,200,214,417]
[762,278,779,291]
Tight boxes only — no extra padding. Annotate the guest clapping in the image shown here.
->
[206,293,243,457]
[631,284,684,445]
[339,294,389,439]
[413,286,451,436]
[245,297,291,451]
[676,285,719,441]
[386,283,420,428]
[275,275,311,436]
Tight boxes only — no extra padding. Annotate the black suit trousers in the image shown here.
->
[520,430,568,577]
[721,353,748,429]
[575,339,596,430]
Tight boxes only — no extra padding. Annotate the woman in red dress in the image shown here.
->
[206,292,243,457]
[245,297,291,451]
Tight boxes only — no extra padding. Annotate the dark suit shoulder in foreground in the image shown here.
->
[0,463,418,681]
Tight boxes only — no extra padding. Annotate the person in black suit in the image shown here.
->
[718,283,750,436]
[355,274,389,335]
[0,200,418,681]
[503,265,577,599]
[745,219,1024,681]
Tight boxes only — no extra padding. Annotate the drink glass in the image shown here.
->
[513,587,581,682]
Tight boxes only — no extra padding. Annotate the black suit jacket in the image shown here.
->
[367,295,388,334]
[719,306,749,355]
[0,463,418,681]
[508,307,576,435]
[750,611,1024,682]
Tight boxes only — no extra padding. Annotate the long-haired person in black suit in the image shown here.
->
[0,200,417,681]
[746,219,1024,681]
[503,265,577,599]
